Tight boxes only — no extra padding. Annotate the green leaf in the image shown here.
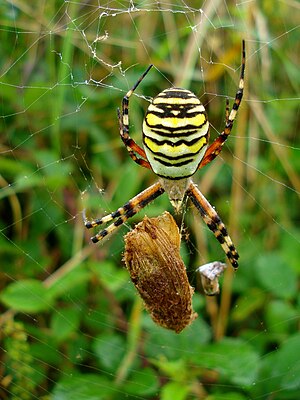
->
[0,279,53,313]
[195,337,259,387]
[276,333,300,391]
[123,367,159,397]
[255,253,297,299]
[152,358,187,380]
[252,333,300,398]
[50,307,81,342]
[265,299,299,335]
[161,381,189,400]
[66,334,90,365]
[92,333,126,372]
[144,317,211,360]
[281,227,300,273]
[89,260,129,293]
[31,341,63,366]
[52,373,114,400]
[209,392,249,400]
[232,287,267,322]
[47,265,91,299]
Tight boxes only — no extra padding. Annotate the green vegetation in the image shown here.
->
[0,1,299,399]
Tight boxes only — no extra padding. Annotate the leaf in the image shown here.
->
[232,287,267,322]
[210,392,249,400]
[255,253,297,299]
[251,333,300,398]
[195,337,259,387]
[161,382,189,400]
[92,333,126,372]
[0,279,53,313]
[50,307,81,342]
[144,317,211,360]
[89,260,129,293]
[52,373,114,400]
[276,333,300,391]
[123,367,159,397]
[265,299,299,334]
[47,266,91,299]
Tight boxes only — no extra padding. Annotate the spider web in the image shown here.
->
[1,1,300,399]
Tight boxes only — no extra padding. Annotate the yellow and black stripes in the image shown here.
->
[186,181,239,269]
[143,88,209,180]
[85,182,165,243]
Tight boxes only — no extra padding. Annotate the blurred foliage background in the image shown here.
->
[0,1,299,399]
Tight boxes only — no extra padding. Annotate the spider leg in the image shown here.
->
[119,65,154,170]
[225,97,230,124]
[84,181,165,243]
[198,40,245,169]
[186,181,239,269]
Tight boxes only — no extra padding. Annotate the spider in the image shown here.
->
[85,40,245,269]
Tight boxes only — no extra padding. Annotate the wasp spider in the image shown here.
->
[85,40,245,269]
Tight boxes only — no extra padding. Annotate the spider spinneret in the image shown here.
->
[85,40,245,270]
